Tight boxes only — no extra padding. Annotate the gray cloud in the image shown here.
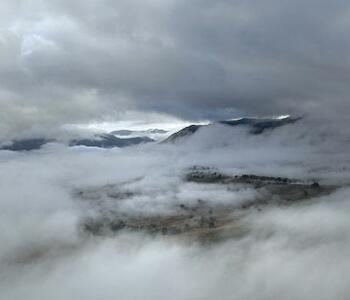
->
[1,0,350,137]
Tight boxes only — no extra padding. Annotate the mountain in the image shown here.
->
[161,125,201,143]
[69,134,154,148]
[0,138,53,151]
[219,116,301,134]
[0,116,300,151]
[0,134,154,152]
[110,129,168,136]
[162,116,301,143]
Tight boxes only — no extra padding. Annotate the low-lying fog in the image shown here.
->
[1,119,350,300]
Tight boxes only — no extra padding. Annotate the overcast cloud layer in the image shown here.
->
[1,0,350,138]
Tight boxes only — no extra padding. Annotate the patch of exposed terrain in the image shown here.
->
[74,166,337,241]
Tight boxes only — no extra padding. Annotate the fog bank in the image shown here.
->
[0,121,349,299]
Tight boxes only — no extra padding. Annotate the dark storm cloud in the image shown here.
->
[0,0,350,137]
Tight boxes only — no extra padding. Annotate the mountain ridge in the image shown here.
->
[163,116,301,143]
[0,134,154,152]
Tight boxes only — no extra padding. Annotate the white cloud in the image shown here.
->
[0,124,349,299]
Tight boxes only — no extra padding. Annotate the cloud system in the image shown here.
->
[1,0,350,138]
[0,124,350,299]
[1,1,350,300]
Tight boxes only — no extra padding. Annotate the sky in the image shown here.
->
[1,0,350,138]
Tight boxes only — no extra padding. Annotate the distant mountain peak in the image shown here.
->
[0,134,155,152]
[162,115,301,143]
[110,129,168,137]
